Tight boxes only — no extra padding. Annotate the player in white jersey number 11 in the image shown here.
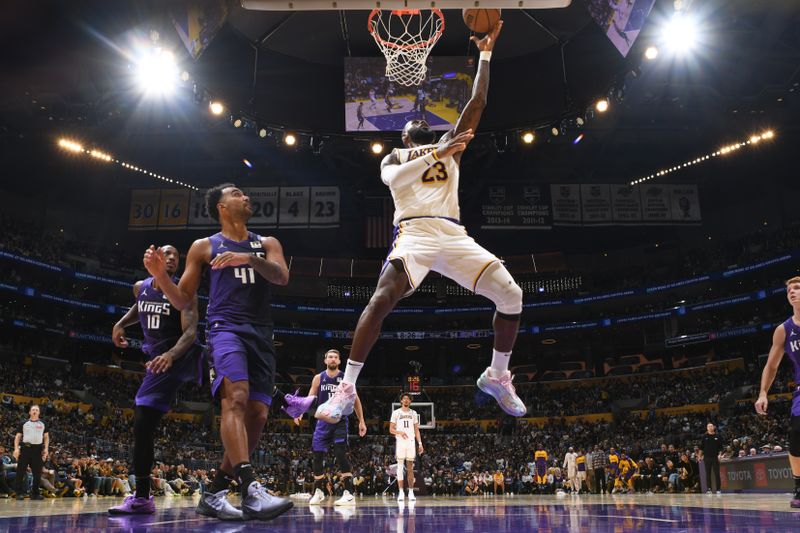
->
[316,19,527,424]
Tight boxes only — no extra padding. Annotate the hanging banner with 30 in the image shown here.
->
[130,186,340,230]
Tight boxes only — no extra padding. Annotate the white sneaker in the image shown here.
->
[309,488,326,505]
[408,490,416,501]
[477,367,526,417]
[241,481,294,520]
[397,491,405,501]
[334,490,356,506]
[196,489,244,521]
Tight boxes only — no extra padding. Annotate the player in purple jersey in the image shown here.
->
[143,184,310,521]
[293,350,367,507]
[108,245,201,515]
[755,275,800,508]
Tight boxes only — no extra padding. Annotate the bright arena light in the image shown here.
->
[522,132,535,144]
[259,128,268,138]
[58,139,83,153]
[284,133,297,146]
[371,141,384,154]
[90,149,113,162]
[595,99,609,113]
[209,101,224,115]
[662,13,699,54]
[644,46,659,60]
[136,48,178,96]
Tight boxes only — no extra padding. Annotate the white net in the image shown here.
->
[368,9,445,87]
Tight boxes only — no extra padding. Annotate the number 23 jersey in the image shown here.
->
[207,232,273,327]
[383,144,460,225]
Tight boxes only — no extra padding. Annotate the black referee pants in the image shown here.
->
[16,444,44,496]
[704,457,721,492]
[593,468,606,494]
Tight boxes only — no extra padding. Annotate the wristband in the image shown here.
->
[480,51,492,62]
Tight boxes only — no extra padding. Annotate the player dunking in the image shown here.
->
[108,245,202,515]
[390,393,423,501]
[143,183,312,521]
[294,349,367,507]
[755,275,800,508]
[317,21,526,423]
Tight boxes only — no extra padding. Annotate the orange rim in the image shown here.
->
[368,8,445,51]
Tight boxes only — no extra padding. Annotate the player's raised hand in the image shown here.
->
[143,245,167,278]
[293,415,303,426]
[754,393,768,415]
[435,129,474,159]
[470,20,503,51]
[112,323,129,348]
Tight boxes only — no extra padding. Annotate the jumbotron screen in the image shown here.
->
[344,56,474,132]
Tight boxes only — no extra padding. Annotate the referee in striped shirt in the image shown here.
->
[13,405,48,500]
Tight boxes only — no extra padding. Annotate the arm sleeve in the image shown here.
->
[381,152,440,187]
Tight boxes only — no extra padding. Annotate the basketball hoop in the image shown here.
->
[368,9,445,87]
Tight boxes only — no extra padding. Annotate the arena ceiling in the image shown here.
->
[0,0,799,186]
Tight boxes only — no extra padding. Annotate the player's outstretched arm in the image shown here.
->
[442,20,503,161]
[755,325,786,414]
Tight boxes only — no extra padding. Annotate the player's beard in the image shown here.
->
[407,126,436,145]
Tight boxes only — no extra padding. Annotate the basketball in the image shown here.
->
[462,8,501,34]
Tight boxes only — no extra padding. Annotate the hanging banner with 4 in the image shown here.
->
[131,186,339,230]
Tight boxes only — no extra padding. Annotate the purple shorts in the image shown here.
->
[792,389,800,417]
[312,419,349,452]
[135,344,203,412]
[207,322,275,406]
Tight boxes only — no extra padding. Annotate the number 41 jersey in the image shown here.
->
[383,144,460,225]
[207,232,273,327]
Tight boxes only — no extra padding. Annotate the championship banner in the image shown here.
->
[551,184,582,225]
[480,183,551,230]
[640,184,672,223]
[128,190,161,230]
[580,184,612,225]
[611,184,642,223]
[171,0,228,61]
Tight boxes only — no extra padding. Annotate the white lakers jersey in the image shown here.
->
[390,408,419,442]
[382,144,460,225]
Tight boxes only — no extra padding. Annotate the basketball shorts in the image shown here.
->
[384,217,500,297]
[312,419,349,452]
[135,344,203,413]
[577,470,587,481]
[207,322,276,406]
[396,439,416,461]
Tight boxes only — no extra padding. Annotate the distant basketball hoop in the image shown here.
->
[368,9,445,87]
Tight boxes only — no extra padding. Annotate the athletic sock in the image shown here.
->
[344,476,354,493]
[343,360,364,386]
[235,463,256,493]
[135,475,150,499]
[490,349,512,374]
[209,469,233,494]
